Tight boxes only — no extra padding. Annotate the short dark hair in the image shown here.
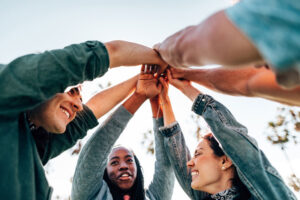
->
[203,134,251,199]
[103,154,145,200]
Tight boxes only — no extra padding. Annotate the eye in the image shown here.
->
[68,88,83,102]
[194,152,202,158]
[111,161,119,166]
[127,158,134,163]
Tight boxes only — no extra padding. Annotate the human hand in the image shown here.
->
[136,64,162,99]
[158,75,169,103]
[169,67,188,79]
[153,26,194,68]
[166,69,191,91]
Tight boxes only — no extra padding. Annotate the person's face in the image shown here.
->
[32,87,83,133]
[107,147,137,191]
[187,138,224,192]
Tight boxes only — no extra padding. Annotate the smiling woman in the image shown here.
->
[71,65,175,200]
[159,71,297,200]
[103,147,145,199]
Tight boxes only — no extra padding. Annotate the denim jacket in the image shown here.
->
[160,94,297,200]
[71,105,174,200]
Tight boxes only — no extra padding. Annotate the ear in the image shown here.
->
[221,155,233,169]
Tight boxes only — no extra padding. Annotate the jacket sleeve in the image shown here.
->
[40,104,98,165]
[0,41,109,117]
[146,118,175,200]
[192,94,297,200]
[71,106,133,200]
[161,122,208,200]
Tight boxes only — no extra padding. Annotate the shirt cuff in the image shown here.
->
[81,104,99,129]
[159,121,181,137]
[192,94,213,115]
[85,41,110,77]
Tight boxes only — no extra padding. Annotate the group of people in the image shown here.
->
[1,0,300,199]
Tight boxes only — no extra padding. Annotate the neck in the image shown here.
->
[203,174,233,195]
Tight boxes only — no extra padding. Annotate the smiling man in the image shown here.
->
[0,40,166,200]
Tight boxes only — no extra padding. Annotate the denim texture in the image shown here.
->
[161,94,297,200]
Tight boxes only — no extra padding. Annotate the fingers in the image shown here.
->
[157,64,168,75]
[166,69,174,83]
[140,64,145,75]
[157,82,163,93]
[159,77,169,89]
[141,64,159,75]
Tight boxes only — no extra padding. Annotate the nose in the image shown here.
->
[72,96,83,112]
[187,158,194,168]
[119,162,129,171]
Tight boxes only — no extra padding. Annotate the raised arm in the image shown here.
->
[169,69,297,199]
[154,11,262,68]
[159,71,207,200]
[0,41,110,117]
[146,95,175,200]
[86,74,138,119]
[71,65,162,200]
[170,67,300,106]
[191,94,296,199]
[71,105,133,200]
[1,40,167,117]
[105,40,167,70]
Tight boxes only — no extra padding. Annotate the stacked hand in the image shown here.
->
[166,68,191,92]
[136,64,162,99]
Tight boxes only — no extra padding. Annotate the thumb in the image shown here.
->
[157,82,163,92]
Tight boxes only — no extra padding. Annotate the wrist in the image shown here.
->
[161,96,171,105]
[182,86,200,102]
[178,84,192,93]
[132,92,148,102]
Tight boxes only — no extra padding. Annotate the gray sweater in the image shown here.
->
[71,106,175,200]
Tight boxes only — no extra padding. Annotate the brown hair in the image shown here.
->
[203,134,251,199]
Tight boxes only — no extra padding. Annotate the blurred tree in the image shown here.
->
[266,107,300,147]
[141,129,154,155]
[266,106,300,193]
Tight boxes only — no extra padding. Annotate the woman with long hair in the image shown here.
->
[71,65,174,200]
[157,69,296,200]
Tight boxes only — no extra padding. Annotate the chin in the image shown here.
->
[118,183,134,191]
[191,181,201,191]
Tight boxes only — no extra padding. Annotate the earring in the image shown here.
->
[221,166,226,170]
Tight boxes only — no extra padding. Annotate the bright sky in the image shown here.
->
[1,0,299,199]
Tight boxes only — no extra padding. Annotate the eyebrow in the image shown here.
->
[109,155,133,161]
[194,148,204,154]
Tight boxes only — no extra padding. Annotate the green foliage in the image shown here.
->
[266,107,300,149]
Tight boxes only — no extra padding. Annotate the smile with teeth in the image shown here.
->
[191,171,199,176]
[118,173,131,180]
[60,107,70,119]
